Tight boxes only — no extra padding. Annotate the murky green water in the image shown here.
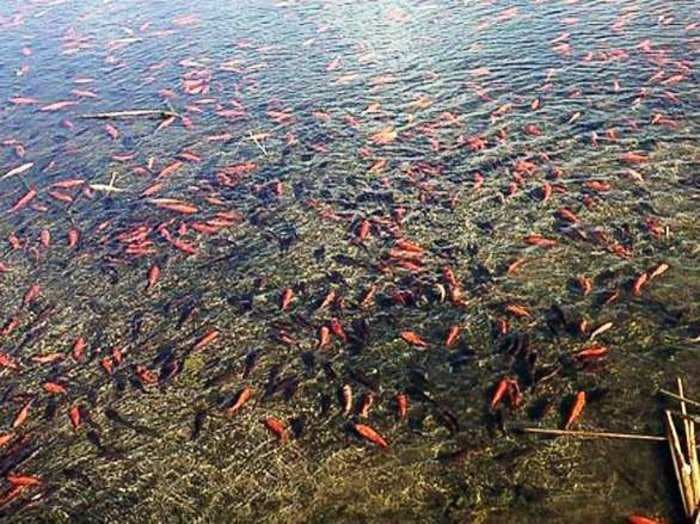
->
[0,0,698,522]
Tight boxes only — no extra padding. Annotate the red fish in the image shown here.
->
[490,378,510,409]
[329,318,347,343]
[573,345,608,361]
[400,331,428,349]
[626,516,664,524]
[12,399,33,428]
[146,264,160,290]
[356,219,371,242]
[157,161,183,179]
[632,272,648,296]
[7,475,41,487]
[226,387,253,416]
[22,283,41,307]
[193,330,219,351]
[647,262,669,281]
[10,187,37,213]
[576,275,593,296]
[0,433,13,447]
[0,353,19,370]
[262,417,288,442]
[69,405,82,430]
[68,228,80,248]
[357,392,375,418]
[150,198,198,214]
[100,357,114,376]
[445,326,461,348]
[395,393,408,420]
[524,234,557,248]
[555,208,578,223]
[42,382,67,395]
[104,124,119,140]
[40,229,50,247]
[280,288,294,311]
[564,391,586,429]
[353,423,388,449]
[504,304,531,318]
[72,337,87,361]
[135,365,158,385]
[317,325,331,349]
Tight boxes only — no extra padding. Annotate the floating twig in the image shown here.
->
[665,409,694,518]
[659,389,700,409]
[517,426,666,442]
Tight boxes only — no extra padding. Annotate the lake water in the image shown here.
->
[0,0,698,522]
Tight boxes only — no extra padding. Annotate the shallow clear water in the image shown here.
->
[0,0,698,522]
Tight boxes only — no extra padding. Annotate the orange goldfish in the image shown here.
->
[353,423,388,449]
[564,391,586,429]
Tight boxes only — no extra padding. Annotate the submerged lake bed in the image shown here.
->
[0,0,698,522]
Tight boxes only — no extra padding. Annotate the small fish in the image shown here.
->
[226,387,253,416]
[395,393,408,420]
[0,353,19,370]
[524,234,557,248]
[69,405,81,430]
[7,475,41,487]
[193,330,219,351]
[356,219,371,242]
[504,304,531,318]
[146,264,160,291]
[317,325,331,349]
[280,288,294,311]
[555,208,578,224]
[632,272,648,296]
[10,187,37,213]
[589,322,613,341]
[262,417,288,442]
[340,384,353,416]
[1,162,34,180]
[72,337,87,361]
[353,423,388,449]
[149,198,198,214]
[400,331,428,349]
[0,433,14,447]
[68,228,80,248]
[564,391,586,429]
[329,318,347,343]
[12,399,33,428]
[135,365,158,385]
[490,378,510,410]
[445,326,461,348]
[104,124,120,140]
[22,283,41,307]
[573,345,608,361]
[576,275,592,296]
[40,100,78,111]
[43,382,67,395]
[357,392,375,418]
[626,515,664,524]
[40,229,50,247]
[647,262,669,281]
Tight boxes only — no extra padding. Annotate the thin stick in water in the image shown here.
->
[659,389,700,409]
[518,427,666,442]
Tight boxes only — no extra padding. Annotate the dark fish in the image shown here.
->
[436,406,460,434]
[243,351,259,379]
[191,411,207,440]
[104,408,156,437]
